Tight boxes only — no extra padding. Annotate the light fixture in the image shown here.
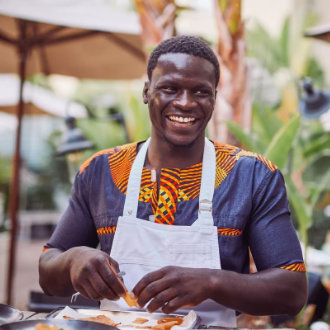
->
[304,23,330,43]
[299,78,330,119]
[56,116,94,182]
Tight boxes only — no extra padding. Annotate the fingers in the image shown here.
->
[74,272,118,301]
[162,295,194,314]
[134,267,181,311]
[99,260,126,297]
[134,267,169,297]
[70,249,126,301]
[145,287,177,313]
[108,258,120,274]
[133,266,208,314]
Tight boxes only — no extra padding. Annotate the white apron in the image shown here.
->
[101,138,236,327]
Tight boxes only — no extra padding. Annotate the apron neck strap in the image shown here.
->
[123,138,151,217]
[123,137,216,225]
[195,138,216,226]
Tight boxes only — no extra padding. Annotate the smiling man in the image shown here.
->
[39,36,307,328]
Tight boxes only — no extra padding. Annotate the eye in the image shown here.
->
[194,89,211,96]
[161,86,177,93]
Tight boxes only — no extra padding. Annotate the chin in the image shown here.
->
[164,136,197,148]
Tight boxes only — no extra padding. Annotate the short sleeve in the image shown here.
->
[46,168,99,251]
[248,169,304,271]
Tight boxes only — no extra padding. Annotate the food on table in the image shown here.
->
[63,314,119,327]
[132,318,149,324]
[61,312,184,329]
[152,317,183,330]
[34,323,62,330]
[157,317,183,325]
[119,316,184,329]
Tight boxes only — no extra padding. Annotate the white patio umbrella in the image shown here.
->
[0,74,87,117]
[0,0,146,304]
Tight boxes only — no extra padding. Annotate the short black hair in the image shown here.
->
[147,35,220,86]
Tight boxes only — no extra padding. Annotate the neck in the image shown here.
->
[145,135,205,170]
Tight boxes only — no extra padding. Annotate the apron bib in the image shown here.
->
[101,138,236,327]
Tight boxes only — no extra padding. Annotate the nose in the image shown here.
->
[172,90,196,110]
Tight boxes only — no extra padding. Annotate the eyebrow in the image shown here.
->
[155,77,214,89]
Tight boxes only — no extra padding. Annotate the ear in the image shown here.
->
[143,81,150,104]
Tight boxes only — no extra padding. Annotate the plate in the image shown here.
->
[50,307,199,329]
[0,304,23,325]
[0,319,118,329]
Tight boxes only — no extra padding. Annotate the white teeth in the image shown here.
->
[169,116,195,123]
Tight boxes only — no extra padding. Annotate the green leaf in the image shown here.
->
[253,105,282,144]
[303,133,330,159]
[246,23,283,73]
[225,121,255,150]
[279,17,290,67]
[264,114,300,170]
[284,175,312,232]
[303,153,330,189]
[310,168,330,210]
[128,93,150,141]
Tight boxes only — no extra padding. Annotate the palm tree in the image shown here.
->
[209,0,251,144]
[134,0,177,57]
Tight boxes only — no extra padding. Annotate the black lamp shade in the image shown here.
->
[56,116,94,156]
[299,79,330,118]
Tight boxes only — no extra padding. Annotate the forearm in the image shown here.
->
[208,268,307,315]
[39,247,78,296]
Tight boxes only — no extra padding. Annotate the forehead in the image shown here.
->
[151,53,216,86]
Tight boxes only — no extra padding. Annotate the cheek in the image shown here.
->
[202,100,215,117]
[149,95,167,116]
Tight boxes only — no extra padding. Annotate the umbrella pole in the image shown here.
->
[6,21,27,305]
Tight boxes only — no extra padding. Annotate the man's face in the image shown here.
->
[143,53,217,148]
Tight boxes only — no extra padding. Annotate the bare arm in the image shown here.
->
[133,266,307,315]
[39,247,126,301]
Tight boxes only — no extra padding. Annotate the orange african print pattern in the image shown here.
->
[82,142,276,227]
[280,263,306,272]
[80,148,114,174]
[97,226,241,236]
[154,169,180,224]
[235,150,277,172]
[109,143,137,193]
[97,226,117,235]
[218,228,243,236]
[105,142,279,225]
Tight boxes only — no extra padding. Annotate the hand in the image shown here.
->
[68,246,126,301]
[133,266,213,314]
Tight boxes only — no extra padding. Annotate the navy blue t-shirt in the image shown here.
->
[46,141,305,274]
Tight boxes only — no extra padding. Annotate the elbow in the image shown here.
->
[286,276,308,316]
[38,254,52,296]
[38,248,62,296]
[287,296,307,316]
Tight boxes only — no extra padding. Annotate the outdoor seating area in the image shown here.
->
[0,0,330,329]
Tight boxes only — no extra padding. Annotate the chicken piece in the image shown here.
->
[35,323,59,330]
[123,291,139,307]
[132,317,149,324]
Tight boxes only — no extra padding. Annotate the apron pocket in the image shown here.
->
[168,243,212,267]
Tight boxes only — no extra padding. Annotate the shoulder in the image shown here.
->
[79,142,138,174]
[213,141,277,173]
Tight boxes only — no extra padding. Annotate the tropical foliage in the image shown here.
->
[227,104,330,251]
[225,5,330,252]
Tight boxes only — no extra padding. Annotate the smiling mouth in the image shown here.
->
[168,115,196,123]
